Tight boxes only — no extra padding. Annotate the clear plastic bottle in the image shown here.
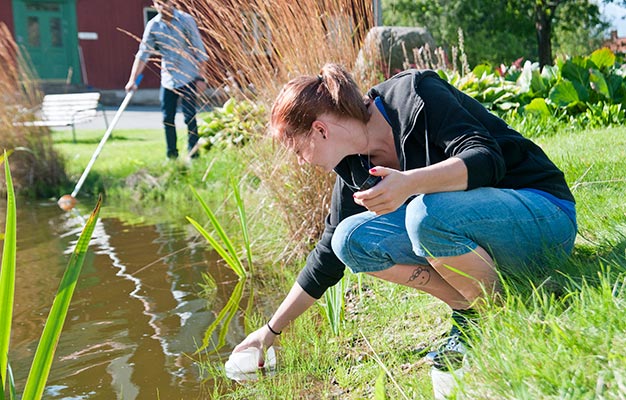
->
[225,347,260,374]
[225,346,276,377]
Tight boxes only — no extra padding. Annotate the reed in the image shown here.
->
[187,182,256,352]
[0,153,16,396]
[248,142,336,260]
[183,0,373,98]
[0,156,101,400]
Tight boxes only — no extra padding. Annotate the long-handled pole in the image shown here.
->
[58,75,143,211]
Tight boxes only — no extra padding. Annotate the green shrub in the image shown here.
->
[439,47,626,129]
[197,98,266,149]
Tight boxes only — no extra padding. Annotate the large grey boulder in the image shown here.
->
[355,26,436,83]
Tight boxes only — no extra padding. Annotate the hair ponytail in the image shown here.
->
[318,64,368,123]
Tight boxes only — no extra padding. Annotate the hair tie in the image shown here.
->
[317,74,323,84]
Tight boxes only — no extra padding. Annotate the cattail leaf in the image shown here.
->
[189,186,245,276]
[0,154,16,389]
[230,178,253,274]
[22,196,102,400]
[186,216,244,278]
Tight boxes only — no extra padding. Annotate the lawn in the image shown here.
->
[51,124,626,399]
[51,127,250,224]
[206,126,626,400]
[52,127,167,187]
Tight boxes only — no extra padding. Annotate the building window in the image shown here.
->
[27,16,40,47]
[26,3,60,12]
[50,17,63,47]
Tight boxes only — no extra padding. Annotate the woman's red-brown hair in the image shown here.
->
[269,63,369,143]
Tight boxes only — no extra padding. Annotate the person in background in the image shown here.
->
[126,0,208,159]
[233,64,577,366]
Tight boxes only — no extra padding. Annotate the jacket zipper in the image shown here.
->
[401,93,425,170]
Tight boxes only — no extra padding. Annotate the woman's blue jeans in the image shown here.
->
[160,82,199,159]
[331,188,577,276]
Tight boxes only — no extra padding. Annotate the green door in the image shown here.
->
[12,0,82,84]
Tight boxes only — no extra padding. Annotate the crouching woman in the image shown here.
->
[233,64,577,364]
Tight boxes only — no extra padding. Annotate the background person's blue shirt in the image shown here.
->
[136,9,208,89]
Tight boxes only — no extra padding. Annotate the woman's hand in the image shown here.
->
[353,167,413,215]
[230,282,316,366]
[353,159,470,215]
[232,325,277,367]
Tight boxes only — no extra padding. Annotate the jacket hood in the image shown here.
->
[367,70,440,169]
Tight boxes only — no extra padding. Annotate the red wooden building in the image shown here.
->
[1,0,375,99]
[1,0,161,90]
[604,30,626,55]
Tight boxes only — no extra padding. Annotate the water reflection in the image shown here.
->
[7,200,244,399]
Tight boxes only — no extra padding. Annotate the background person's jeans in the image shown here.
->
[331,187,577,276]
[160,82,199,158]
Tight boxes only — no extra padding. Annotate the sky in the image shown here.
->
[600,2,626,36]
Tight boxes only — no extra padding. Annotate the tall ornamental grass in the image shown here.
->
[184,0,374,260]
[0,23,66,198]
[186,0,373,98]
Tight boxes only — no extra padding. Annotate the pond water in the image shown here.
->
[6,199,249,399]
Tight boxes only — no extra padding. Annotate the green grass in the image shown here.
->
[199,126,626,399]
[536,126,626,244]
[466,270,626,399]
[51,127,252,224]
[51,125,626,399]
[52,128,167,186]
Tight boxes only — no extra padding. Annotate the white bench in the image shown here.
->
[23,92,108,142]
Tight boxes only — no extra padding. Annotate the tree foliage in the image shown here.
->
[552,0,609,60]
[382,0,610,67]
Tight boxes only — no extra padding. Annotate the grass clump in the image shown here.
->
[194,124,626,399]
[186,0,374,260]
[189,0,374,98]
[466,265,626,399]
[0,23,66,197]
